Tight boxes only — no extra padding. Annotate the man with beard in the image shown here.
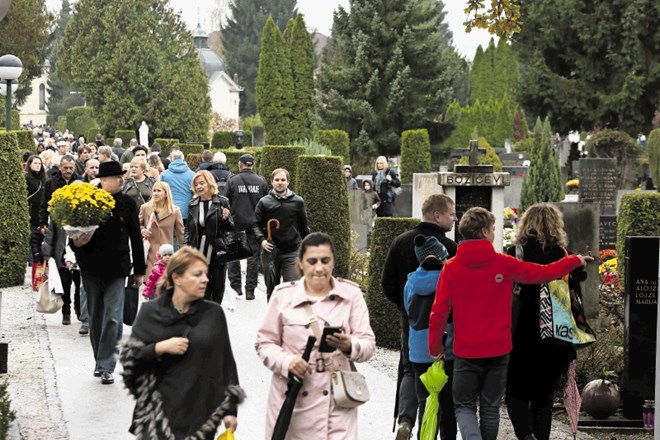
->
[383,194,458,440]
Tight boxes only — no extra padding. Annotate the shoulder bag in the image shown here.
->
[303,303,370,408]
[539,247,596,347]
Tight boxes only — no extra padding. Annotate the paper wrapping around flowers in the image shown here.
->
[48,183,115,228]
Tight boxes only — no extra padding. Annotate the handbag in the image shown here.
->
[214,215,253,264]
[539,248,596,347]
[36,276,64,314]
[31,262,47,291]
[391,185,402,196]
[302,303,370,408]
[123,275,139,326]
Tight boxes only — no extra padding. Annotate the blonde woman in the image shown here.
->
[39,149,56,176]
[139,181,184,278]
[371,156,400,217]
[123,156,155,210]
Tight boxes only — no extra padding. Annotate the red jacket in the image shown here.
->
[143,258,166,299]
[429,239,583,359]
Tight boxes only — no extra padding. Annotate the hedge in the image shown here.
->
[616,192,660,281]
[12,130,35,151]
[297,155,350,278]
[153,138,179,157]
[400,129,431,184]
[259,145,305,191]
[0,109,20,131]
[114,130,136,147]
[177,143,204,158]
[316,129,349,162]
[0,132,30,287]
[66,106,98,138]
[649,129,660,187]
[366,217,419,348]
[212,131,235,149]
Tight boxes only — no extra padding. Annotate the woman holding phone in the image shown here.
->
[255,232,376,439]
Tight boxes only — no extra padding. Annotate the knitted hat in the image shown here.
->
[159,243,174,257]
[414,234,448,263]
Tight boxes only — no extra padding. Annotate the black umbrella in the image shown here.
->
[263,218,281,300]
[271,335,317,440]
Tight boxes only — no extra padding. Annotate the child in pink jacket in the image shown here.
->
[143,244,173,299]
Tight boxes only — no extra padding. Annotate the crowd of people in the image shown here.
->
[24,129,595,439]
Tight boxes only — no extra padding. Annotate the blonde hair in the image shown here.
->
[149,181,175,215]
[515,203,568,250]
[39,149,55,168]
[191,170,218,196]
[374,156,388,170]
[130,156,148,171]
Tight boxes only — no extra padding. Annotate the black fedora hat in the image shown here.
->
[97,161,125,178]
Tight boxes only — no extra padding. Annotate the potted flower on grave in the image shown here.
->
[565,178,580,194]
[47,182,115,239]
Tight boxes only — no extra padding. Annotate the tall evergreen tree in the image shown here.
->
[319,0,467,159]
[287,14,315,140]
[58,0,210,141]
[514,0,660,134]
[470,38,519,104]
[221,0,297,116]
[519,117,563,211]
[256,16,296,145]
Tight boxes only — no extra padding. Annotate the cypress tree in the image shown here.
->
[288,14,315,141]
[649,129,660,187]
[256,16,296,145]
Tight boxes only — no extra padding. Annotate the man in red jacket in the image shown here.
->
[428,207,592,440]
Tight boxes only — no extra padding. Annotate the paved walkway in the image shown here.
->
[1,265,596,439]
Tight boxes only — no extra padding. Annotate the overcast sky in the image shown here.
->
[46,0,495,60]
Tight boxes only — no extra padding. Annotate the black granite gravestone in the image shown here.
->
[579,158,618,216]
[599,216,618,251]
[622,236,659,419]
[454,186,492,242]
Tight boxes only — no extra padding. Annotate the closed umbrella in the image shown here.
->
[271,335,317,440]
[419,360,449,440]
[563,360,581,439]
[263,218,281,297]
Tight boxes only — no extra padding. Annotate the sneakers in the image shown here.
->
[78,324,89,335]
[62,314,71,325]
[100,372,114,384]
[395,422,412,440]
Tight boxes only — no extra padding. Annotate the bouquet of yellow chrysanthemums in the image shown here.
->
[48,183,115,238]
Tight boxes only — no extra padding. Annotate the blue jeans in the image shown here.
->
[78,279,89,325]
[452,354,509,440]
[82,275,125,373]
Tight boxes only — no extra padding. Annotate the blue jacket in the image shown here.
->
[404,266,440,364]
[160,159,194,219]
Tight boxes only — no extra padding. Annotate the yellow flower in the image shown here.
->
[48,183,115,227]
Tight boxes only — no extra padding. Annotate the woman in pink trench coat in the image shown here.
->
[255,233,376,440]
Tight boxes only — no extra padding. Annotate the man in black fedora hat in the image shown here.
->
[70,161,145,385]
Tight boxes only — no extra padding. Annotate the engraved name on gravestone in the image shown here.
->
[599,216,617,251]
[454,186,492,242]
[578,158,618,216]
[622,236,659,420]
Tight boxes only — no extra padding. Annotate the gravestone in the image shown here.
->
[502,166,528,209]
[252,126,265,147]
[394,184,412,218]
[412,173,443,219]
[348,190,373,252]
[599,216,617,251]
[579,158,618,215]
[622,236,659,419]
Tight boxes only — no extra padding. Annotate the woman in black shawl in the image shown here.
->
[371,155,400,217]
[120,246,243,439]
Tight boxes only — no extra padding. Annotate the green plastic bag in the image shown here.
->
[419,360,449,440]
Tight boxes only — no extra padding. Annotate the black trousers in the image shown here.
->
[204,257,226,305]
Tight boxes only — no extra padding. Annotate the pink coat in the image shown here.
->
[255,278,376,440]
[143,258,166,299]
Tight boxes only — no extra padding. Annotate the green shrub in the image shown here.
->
[400,129,431,184]
[0,132,30,287]
[0,109,20,131]
[259,145,305,191]
[241,114,263,132]
[366,217,419,348]
[11,130,35,151]
[316,129,349,162]
[616,193,660,280]
[648,128,660,186]
[56,116,67,132]
[513,136,534,152]
[458,137,503,171]
[114,129,136,147]
[211,131,235,149]
[154,138,180,157]
[292,138,331,156]
[177,143,204,158]
[217,147,261,174]
[85,128,103,144]
[66,106,98,138]
[0,380,16,440]
[187,153,202,171]
[297,155,350,278]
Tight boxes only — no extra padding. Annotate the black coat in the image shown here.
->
[184,195,231,250]
[254,190,310,253]
[39,171,78,226]
[71,192,146,278]
[224,170,268,230]
[371,168,400,216]
[122,293,239,439]
[26,172,44,227]
[505,238,582,401]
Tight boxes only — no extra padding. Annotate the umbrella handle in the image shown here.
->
[301,335,316,362]
[266,218,281,241]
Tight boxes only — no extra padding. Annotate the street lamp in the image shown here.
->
[0,54,23,130]
[0,79,18,96]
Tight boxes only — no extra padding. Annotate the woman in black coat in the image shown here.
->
[25,155,46,228]
[184,170,232,305]
[505,204,587,440]
[121,246,243,439]
[371,155,401,217]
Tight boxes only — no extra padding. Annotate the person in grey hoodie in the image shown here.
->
[160,150,195,223]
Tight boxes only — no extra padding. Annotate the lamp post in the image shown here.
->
[0,54,23,131]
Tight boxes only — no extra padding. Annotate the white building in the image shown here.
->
[19,60,49,127]
[193,23,242,127]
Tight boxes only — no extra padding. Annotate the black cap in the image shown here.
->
[239,154,254,165]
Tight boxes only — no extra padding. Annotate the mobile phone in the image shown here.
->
[318,326,343,353]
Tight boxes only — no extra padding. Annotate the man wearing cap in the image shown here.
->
[383,193,458,440]
[344,165,358,190]
[70,161,145,385]
[224,154,268,299]
[56,140,69,157]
